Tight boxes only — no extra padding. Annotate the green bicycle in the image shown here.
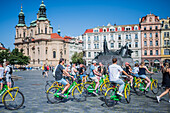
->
[104,76,131,107]
[0,82,24,110]
[46,80,86,103]
[133,74,159,96]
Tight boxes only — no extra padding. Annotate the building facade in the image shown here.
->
[160,17,170,63]
[140,14,161,67]
[68,36,83,63]
[83,23,141,65]
[14,1,70,67]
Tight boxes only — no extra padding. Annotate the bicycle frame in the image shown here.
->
[54,81,77,98]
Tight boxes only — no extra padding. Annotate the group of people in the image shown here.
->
[42,64,50,78]
[53,58,170,103]
[0,61,12,90]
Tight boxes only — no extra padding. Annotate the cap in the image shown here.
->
[92,60,97,63]
[125,62,129,65]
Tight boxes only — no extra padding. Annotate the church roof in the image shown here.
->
[51,33,64,40]
[0,47,7,50]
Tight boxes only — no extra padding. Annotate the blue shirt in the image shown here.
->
[89,65,95,78]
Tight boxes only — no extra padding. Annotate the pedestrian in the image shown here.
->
[43,64,48,78]
[71,64,78,79]
[5,61,12,88]
[0,63,4,90]
[156,63,170,103]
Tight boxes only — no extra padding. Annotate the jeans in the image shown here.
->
[110,79,125,93]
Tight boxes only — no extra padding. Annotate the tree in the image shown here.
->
[71,52,84,64]
[8,48,30,66]
[0,49,10,63]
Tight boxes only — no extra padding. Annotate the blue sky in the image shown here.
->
[0,0,169,50]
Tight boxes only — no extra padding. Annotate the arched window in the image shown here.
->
[53,51,56,58]
[38,59,40,64]
[45,27,47,34]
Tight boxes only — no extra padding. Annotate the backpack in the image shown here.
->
[52,65,58,77]
[8,66,13,74]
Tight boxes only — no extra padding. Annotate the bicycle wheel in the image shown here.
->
[45,82,51,91]
[151,80,159,94]
[72,84,87,102]
[133,81,145,96]
[84,83,95,96]
[124,84,131,103]
[105,87,116,107]
[46,86,63,104]
[100,82,111,95]
[3,89,24,110]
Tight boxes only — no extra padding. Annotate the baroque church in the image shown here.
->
[14,1,70,67]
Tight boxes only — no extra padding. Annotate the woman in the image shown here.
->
[132,63,139,77]
[156,63,170,103]
[138,62,154,92]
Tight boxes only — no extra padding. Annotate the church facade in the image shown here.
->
[14,1,70,67]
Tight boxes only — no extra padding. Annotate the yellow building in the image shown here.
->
[160,17,170,63]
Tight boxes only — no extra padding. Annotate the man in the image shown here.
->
[71,64,78,79]
[0,63,4,90]
[98,62,104,75]
[89,60,102,96]
[108,58,132,97]
[5,61,12,88]
[55,58,75,97]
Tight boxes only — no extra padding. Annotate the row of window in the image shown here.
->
[143,26,158,30]
[88,34,138,41]
[144,50,159,56]
[93,26,138,33]
[144,40,159,46]
[88,42,139,49]
[144,33,158,38]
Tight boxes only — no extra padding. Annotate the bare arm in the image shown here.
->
[122,70,131,78]
[63,69,74,78]
[145,67,153,74]
[93,70,101,76]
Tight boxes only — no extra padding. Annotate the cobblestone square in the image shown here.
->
[0,70,169,113]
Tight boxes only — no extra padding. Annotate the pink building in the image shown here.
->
[140,14,161,67]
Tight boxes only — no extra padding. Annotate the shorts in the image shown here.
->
[90,76,98,82]
[132,73,139,77]
[80,74,86,80]
[6,76,11,83]
[139,74,147,79]
[57,78,68,86]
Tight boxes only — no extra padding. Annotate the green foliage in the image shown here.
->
[0,48,30,65]
[71,52,84,64]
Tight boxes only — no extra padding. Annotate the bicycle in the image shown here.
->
[0,83,24,110]
[104,76,131,107]
[46,79,86,103]
[84,75,109,96]
[133,73,159,96]
[45,80,63,91]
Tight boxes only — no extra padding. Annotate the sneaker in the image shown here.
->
[117,92,123,97]
[92,91,98,96]
[59,93,67,98]
[156,96,160,103]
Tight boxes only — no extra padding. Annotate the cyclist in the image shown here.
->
[124,62,133,86]
[132,63,139,77]
[55,58,75,97]
[5,61,12,88]
[89,60,102,96]
[0,63,4,90]
[108,58,132,97]
[138,62,154,92]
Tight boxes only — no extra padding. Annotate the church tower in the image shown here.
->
[15,5,27,44]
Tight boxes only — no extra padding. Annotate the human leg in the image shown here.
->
[114,79,125,93]
[144,76,151,90]
[57,78,69,94]
[157,88,170,103]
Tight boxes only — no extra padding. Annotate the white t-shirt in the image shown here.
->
[71,67,77,75]
[132,67,139,74]
[108,64,123,81]
[5,66,11,77]
[0,67,4,78]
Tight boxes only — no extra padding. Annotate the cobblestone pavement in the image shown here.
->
[0,70,169,113]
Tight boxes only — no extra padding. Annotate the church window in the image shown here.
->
[53,51,56,58]
[45,27,47,34]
